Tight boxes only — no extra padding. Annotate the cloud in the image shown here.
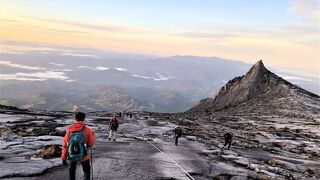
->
[283,24,319,35]
[114,68,128,72]
[131,74,152,79]
[0,60,47,70]
[77,66,130,71]
[279,75,314,82]
[0,71,74,81]
[131,73,174,81]
[288,0,320,20]
[96,66,110,71]
[173,30,238,39]
[25,16,142,34]
[60,69,73,72]
[50,63,65,67]
[1,5,318,77]
[154,73,175,81]
[78,66,110,71]
[0,41,72,54]
[33,17,120,31]
[61,52,100,59]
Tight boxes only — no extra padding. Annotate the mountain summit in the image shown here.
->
[188,60,319,115]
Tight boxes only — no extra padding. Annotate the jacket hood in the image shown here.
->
[69,121,85,132]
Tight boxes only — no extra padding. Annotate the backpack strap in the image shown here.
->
[81,126,88,145]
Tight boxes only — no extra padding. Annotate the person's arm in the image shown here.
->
[61,129,70,160]
[116,118,119,125]
[86,128,95,148]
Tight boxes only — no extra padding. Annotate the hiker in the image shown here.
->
[174,125,182,146]
[223,132,233,150]
[109,114,119,141]
[61,112,95,180]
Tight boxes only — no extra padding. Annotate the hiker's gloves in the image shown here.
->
[62,160,68,167]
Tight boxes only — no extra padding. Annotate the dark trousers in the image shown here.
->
[175,135,180,146]
[224,140,231,150]
[69,159,90,180]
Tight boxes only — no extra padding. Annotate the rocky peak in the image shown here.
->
[248,60,267,75]
[188,60,319,113]
[242,60,270,86]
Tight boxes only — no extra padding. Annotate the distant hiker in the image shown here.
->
[174,125,182,146]
[223,132,233,150]
[61,112,95,180]
[109,114,119,141]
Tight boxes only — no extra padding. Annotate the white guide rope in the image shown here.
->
[144,138,195,180]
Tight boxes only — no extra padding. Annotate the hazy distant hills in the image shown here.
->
[1,46,319,112]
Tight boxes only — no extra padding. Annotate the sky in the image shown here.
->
[0,0,319,77]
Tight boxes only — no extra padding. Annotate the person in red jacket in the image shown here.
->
[61,112,95,180]
[109,114,119,141]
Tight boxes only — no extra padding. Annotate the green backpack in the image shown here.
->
[67,126,87,161]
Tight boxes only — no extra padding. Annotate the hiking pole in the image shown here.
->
[90,148,93,180]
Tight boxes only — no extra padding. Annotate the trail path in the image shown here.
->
[6,116,211,180]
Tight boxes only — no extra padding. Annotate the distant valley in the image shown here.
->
[1,43,319,112]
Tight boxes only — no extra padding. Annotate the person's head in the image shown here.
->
[75,112,86,121]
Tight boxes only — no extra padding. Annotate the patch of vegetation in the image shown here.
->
[38,145,62,159]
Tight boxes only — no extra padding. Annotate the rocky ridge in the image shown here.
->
[188,60,319,116]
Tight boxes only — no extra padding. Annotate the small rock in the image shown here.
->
[248,164,260,172]
[145,120,159,126]
[185,136,197,141]
[230,176,248,180]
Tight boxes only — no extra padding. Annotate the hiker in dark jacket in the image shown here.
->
[223,132,233,150]
[174,126,182,146]
[61,112,95,180]
[109,114,119,141]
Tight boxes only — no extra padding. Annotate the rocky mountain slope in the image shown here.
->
[1,91,320,180]
[0,61,319,180]
[188,60,320,116]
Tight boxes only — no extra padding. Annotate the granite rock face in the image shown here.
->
[188,60,319,115]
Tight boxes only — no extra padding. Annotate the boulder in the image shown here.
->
[145,120,159,126]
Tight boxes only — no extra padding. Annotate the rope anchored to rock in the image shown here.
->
[144,137,195,180]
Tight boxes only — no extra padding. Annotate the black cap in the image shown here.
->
[75,112,86,121]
